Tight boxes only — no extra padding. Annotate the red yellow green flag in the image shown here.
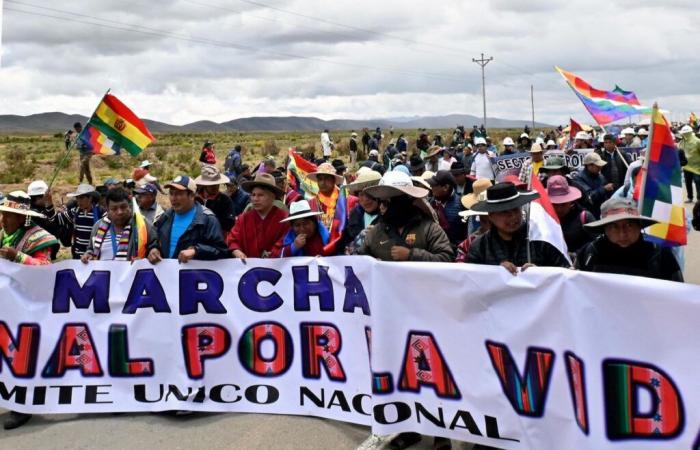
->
[83,93,155,157]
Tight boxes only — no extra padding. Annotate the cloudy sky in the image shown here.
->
[0,0,698,126]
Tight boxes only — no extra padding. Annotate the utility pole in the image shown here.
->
[531,85,535,130]
[472,53,493,129]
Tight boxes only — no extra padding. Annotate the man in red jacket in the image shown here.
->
[227,173,289,259]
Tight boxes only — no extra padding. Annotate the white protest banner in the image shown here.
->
[370,262,700,449]
[0,258,373,424]
[2,258,700,449]
[493,147,643,181]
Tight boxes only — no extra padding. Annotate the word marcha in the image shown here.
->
[50,266,371,315]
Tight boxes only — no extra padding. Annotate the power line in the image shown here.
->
[180,0,446,59]
[232,0,468,56]
[4,1,468,83]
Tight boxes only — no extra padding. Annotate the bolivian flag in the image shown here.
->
[82,94,155,157]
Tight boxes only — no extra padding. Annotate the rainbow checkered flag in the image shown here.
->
[638,104,687,247]
[286,148,319,199]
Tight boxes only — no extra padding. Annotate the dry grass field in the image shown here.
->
[0,127,548,196]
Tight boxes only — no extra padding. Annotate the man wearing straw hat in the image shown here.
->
[227,172,289,259]
[0,191,61,430]
[576,197,683,281]
[467,182,570,274]
[307,162,347,246]
[195,165,235,233]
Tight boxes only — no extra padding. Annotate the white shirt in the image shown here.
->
[470,152,495,180]
[438,157,457,171]
[99,229,115,261]
[321,132,333,156]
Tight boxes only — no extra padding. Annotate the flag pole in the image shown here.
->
[47,89,111,190]
[525,163,533,264]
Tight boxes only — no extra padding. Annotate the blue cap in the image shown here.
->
[134,183,158,195]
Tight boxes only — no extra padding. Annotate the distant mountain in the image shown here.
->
[0,112,552,134]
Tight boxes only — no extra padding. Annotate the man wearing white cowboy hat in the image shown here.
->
[501,136,516,155]
[469,137,495,181]
[47,183,105,259]
[573,131,592,150]
[278,200,330,257]
[516,132,531,152]
[467,182,570,274]
[307,162,349,254]
[620,127,642,148]
[361,171,453,263]
[0,191,61,430]
[195,164,235,232]
[227,172,290,259]
[576,197,683,281]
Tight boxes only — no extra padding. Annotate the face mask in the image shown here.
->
[382,195,418,226]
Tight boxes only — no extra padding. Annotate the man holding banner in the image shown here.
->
[467,183,569,273]
[577,197,683,281]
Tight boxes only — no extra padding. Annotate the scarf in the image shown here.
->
[93,217,132,261]
[2,229,23,248]
[317,188,339,230]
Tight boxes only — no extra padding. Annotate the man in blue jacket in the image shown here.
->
[147,175,228,263]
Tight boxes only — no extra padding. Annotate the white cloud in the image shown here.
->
[0,0,698,126]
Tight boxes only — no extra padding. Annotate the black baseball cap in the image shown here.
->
[427,170,456,188]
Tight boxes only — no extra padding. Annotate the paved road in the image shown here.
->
[1,227,698,450]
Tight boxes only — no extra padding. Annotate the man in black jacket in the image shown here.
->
[195,165,235,233]
[596,134,632,190]
[571,152,614,218]
[467,183,570,274]
[148,175,228,264]
[576,198,683,282]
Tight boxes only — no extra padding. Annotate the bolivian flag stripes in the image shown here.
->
[86,94,155,157]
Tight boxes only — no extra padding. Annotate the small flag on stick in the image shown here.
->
[80,93,155,156]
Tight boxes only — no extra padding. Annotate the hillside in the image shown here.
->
[0,112,553,134]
